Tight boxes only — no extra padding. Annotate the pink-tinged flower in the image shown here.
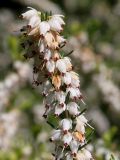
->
[55,103,66,116]
[21,7,38,20]
[56,59,67,73]
[28,15,40,28]
[62,72,71,85]
[50,129,61,141]
[70,139,79,155]
[63,57,72,71]
[44,49,51,61]
[44,32,59,50]
[70,71,80,88]
[46,60,55,73]
[39,21,50,36]
[57,35,66,44]
[62,132,72,146]
[28,27,39,35]
[55,91,66,105]
[59,119,72,132]
[67,102,79,116]
[77,149,92,160]
[76,115,88,134]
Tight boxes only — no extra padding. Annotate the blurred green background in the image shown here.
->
[0,0,120,159]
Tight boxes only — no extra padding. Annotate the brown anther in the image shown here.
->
[23,33,27,36]
[34,81,39,86]
[73,153,77,157]
[42,93,47,97]
[44,59,48,63]
[43,114,47,119]
[63,130,68,134]
[61,73,65,76]
[64,143,68,148]
[45,104,50,109]
[74,96,77,101]
[49,138,53,142]
[19,15,23,19]
[67,84,71,87]
[59,103,64,108]
[54,114,59,117]
[79,95,83,99]
[48,72,52,76]
[27,25,31,29]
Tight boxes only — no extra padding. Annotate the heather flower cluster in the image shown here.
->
[20,7,93,160]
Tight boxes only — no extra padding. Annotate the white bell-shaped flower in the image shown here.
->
[46,60,55,73]
[70,139,79,155]
[82,149,92,159]
[70,71,80,88]
[67,102,79,116]
[48,17,62,32]
[52,15,65,25]
[55,103,66,116]
[76,115,88,134]
[21,7,38,20]
[39,21,50,36]
[66,87,81,99]
[63,57,72,71]
[59,119,72,132]
[77,149,92,160]
[62,72,71,85]
[55,91,66,104]
[57,35,66,44]
[50,129,61,141]
[28,15,40,28]
[56,59,67,73]
[62,132,72,146]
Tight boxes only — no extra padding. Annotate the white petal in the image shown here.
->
[67,102,79,116]
[44,49,51,61]
[28,15,40,28]
[51,129,61,141]
[62,72,71,85]
[48,18,62,32]
[52,15,65,25]
[55,104,66,116]
[70,139,79,154]
[21,8,38,20]
[39,21,50,35]
[46,60,55,73]
[62,132,72,145]
[82,149,92,159]
[39,40,45,53]
[57,36,66,44]
[55,91,66,104]
[56,59,67,73]
[60,119,72,131]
